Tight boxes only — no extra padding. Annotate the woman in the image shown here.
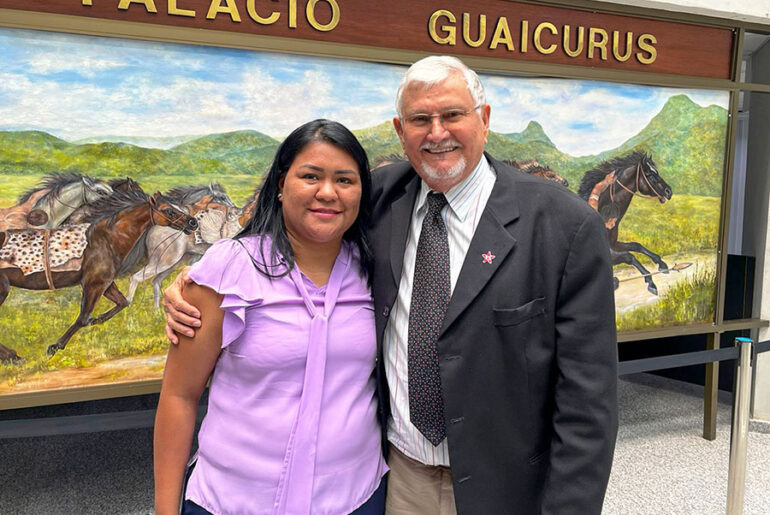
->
[154,120,387,515]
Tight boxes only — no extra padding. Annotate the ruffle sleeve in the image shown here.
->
[188,237,265,349]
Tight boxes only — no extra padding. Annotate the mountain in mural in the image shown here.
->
[170,130,279,175]
[352,121,404,162]
[491,95,727,197]
[597,94,727,197]
[0,95,727,196]
[0,129,278,177]
[73,134,201,149]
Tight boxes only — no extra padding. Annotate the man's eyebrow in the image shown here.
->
[406,104,467,114]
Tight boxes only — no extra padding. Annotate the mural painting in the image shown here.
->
[0,27,728,398]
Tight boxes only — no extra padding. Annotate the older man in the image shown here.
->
[165,56,617,514]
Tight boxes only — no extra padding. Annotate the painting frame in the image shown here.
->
[0,5,739,409]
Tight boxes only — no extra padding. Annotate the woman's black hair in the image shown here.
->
[236,119,373,284]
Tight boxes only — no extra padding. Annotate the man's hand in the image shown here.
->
[162,267,201,344]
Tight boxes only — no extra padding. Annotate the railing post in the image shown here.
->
[726,337,753,515]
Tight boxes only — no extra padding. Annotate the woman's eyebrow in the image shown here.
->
[298,164,357,174]
[299,163,324,172]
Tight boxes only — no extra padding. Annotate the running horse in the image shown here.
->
[63,177,144,225]
[0,173,113,231]
[126,184,239,308]
[0,190,198,361]
[577,152,673,295]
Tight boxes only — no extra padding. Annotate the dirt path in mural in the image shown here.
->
[612,252,715,313]
[0,354,165,393]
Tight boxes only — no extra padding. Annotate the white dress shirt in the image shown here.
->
[384,156,497,466]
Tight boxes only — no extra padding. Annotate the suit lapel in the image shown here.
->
[389,174,421,287]
[441,158,520,335]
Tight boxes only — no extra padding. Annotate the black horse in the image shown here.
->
[578,152,673,295]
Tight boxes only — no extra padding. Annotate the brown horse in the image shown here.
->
[0,190,198,361]
[237,189,260,228]
[578,152,673,295]
[505,159,569,188]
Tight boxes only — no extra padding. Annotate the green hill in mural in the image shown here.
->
[353,121,403,161]
[0,130,72,174]
[596,94,727,197]
[170,130,279,174]
[0,94,727,197]
[0,129,279,178]
[487,121,575,171]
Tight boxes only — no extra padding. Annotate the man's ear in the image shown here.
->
[480,104,491,143]
[393,116,405,144]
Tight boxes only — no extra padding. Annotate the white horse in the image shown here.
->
[1,173,113,231]
[126,206,243,308]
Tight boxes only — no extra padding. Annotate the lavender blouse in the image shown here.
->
[185,236,386,515]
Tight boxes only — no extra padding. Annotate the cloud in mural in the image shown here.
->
[0,27,728,156]
[485,77,729,155]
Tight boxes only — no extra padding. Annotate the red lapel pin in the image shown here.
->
[482,251,495,264]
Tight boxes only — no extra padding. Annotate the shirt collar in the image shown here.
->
[416,156,493,222]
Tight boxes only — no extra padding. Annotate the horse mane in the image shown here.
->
[504,159,554,175]
[577,151,648,200]
[84,189,151,224]
[165,183,232,206]
[108,177,143,193]
[17,172,101,204]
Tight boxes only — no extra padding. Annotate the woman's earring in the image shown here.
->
[278,193,283,201]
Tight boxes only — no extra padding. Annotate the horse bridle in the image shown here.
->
[610,162,667,203]
[148,200,191,230]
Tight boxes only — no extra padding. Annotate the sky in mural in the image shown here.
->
[0,27,729,156]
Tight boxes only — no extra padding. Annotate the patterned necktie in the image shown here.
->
[408,192,449,446]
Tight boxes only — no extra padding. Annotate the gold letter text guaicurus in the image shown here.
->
[490,17,514,51]
[306,0,340,32]
[168,0,195,17]
[588,27,609,60]
[118,0,157,13]
[429,10,457,46]
[636,34,657,64]
[563,25,584,57]
[520,20,529,53]
[533,22,557,54]
[612,31,633,62]
[289,0,297,28]
[82,0,93,6]
[207,0,242,21]
[247,0,279,24]
[462,13,486,48]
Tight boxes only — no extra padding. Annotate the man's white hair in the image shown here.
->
[395,55,486,117]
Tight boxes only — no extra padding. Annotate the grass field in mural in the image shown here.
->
[0,26,729,397]
[0,277,170,391]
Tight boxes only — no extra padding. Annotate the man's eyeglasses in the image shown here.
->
[403,103,482,129]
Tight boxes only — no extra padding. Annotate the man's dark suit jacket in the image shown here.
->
[369,154,618,515]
